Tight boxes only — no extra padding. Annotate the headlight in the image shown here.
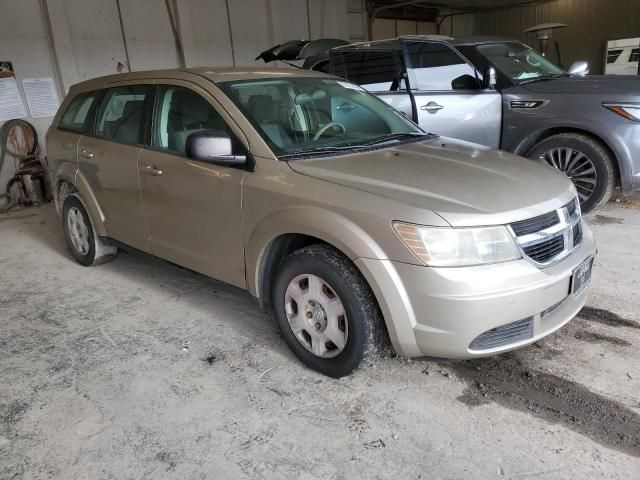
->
[603,103,640,122]
[393,222,521,267]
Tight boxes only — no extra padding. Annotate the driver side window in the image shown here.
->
[153,86,229,154]
[405,41,478,91]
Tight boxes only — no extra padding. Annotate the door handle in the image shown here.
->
[141,164,164,176]
[336,102,357,112]
[421,102,444,113]
[79,149,94,159]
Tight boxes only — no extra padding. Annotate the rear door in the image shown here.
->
[76,83,153,250]
[401,39,502,147]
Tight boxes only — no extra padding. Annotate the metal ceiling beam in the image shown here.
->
[367,0,558,39]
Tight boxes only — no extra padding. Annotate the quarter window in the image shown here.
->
[152,86,228,154]
[405,41,477,91]
[96,86,148,145]
[59,92,99,132]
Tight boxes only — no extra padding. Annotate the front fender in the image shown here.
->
[245,206,387,298]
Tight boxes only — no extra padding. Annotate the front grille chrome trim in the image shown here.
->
[509,198,583,267]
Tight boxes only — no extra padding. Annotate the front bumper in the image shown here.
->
[356,222,597,359]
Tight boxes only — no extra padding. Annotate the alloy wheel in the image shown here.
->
[540,147,597,203]
[67,207,90,255]
[284,273,348,358]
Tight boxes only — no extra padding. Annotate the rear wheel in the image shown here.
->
[527,133,615,213]
[272,244,386,377]
[62,194,116,266]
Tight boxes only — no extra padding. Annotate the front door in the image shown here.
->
[138,83,247,288]
[401,39,502,148]
[77,84,152,250]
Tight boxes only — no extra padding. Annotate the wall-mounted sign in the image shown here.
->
[0,71,27,122]
[22,77,60,119]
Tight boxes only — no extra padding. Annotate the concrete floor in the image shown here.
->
[1,201,639,479]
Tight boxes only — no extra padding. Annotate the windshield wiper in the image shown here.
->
[360,132,433,147]
[279,145,361,159]
[279,133,433,159]
[519,73,570,85]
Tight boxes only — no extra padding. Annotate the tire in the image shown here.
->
[527,133,615,213]
[62,194,116,266]
[271,244,386,377]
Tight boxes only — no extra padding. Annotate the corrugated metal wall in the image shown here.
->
[475,0,640,74]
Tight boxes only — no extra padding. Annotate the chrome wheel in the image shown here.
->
[540,147,597,202]
[284,274,348,358]
[67,206,90,255]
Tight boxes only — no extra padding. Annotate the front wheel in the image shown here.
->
[527,133,615,213]
[271,244,386,377]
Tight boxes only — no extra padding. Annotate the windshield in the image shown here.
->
[470,41,566,84]
[218,77,426,158]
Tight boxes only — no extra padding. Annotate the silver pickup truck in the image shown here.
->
[258,35,640,212]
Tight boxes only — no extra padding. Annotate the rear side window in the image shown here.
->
[331,50,406,92]
[96,86,148,145]
[630,48,640,63]
[58,92,98,132]
[405,41,477,91]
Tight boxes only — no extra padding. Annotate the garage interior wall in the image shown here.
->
[0,0,348,185]
[474,0,640,75]
[347,0,474,41]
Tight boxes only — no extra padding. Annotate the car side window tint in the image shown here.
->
[59,92,98,132]
[330,50,406,92]
[405,41,478,91]
[95,86,148,145]
[152,86,229,154]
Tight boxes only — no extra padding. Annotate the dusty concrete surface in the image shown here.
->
[1,200,639,479]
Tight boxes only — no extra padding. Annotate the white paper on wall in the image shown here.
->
[22,77,60,119]
[0,76,27,121]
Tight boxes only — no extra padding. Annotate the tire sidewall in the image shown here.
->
[528,135,614,213]
[62,194,96,266]
[272,251,371,377]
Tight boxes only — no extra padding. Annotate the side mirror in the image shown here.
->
[451,74,480,90]
[484,67,497,90]
[568,61,589,76]
[185,130,246,167]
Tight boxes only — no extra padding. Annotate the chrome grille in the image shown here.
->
[510,198,583,266]
[511,210,558,236]
[469,317,534,351]
[573,222,583,245]
[523,236,565,263]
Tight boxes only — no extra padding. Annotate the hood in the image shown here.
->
[287,138,576,227]
[523,75,640,95]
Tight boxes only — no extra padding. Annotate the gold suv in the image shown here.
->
[47,68,596,377]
